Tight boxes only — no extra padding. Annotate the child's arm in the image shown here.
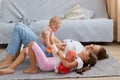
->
[44,32,51,48]
[52,44,58,56]
[57,50,78,68]
[45,34,53,53]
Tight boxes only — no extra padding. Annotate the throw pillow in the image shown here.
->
[81,7,95,19]
[62,4,85,20]
[62,4,95,20]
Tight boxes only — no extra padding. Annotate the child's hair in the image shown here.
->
[49,16,61,25]
[76,52,97,74]
[97,47,109,60]
[87,52,97,66]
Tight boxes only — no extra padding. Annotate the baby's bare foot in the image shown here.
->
[23,67,38,74]
[0,68,14,75]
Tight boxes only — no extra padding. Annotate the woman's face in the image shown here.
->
[85,44,101,56]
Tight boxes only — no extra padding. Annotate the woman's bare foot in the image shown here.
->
[23,67,38,74]
[0,60,13,69]
[0,68,14,75]
[0,54,13,69]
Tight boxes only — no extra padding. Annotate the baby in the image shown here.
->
[40,16,62,52]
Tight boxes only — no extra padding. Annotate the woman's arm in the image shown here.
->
[57,50,78,68]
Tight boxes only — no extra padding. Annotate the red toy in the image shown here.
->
[46,46,53,53]
[55,50,76,74]
[57,62,70,74]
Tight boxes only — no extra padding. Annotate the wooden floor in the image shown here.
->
[0,42,120,80]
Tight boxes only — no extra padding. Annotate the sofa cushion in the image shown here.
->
[78,0,108,18]
[0,0,108,23]
[29,19,113,42]
[81,7,95,19]
[0,23,15,44]
[29,20,49,36]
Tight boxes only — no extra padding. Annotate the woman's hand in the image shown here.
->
[85,44,94,50]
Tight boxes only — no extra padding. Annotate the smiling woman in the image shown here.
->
[85,44,108,60]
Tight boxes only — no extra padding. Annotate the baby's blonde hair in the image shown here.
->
[49,16,61,25]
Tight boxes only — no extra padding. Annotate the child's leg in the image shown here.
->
[24,42,54,73]
[23,42,38,73]
[0,48,27,75]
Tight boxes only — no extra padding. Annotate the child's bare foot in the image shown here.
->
[0,68,14,75]
[23,67,38,74]
[55,69,58,74]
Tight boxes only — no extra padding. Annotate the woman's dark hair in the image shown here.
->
[75,52,97,74]
[97,47,109,60]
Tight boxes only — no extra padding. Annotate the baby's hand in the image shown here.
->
[56,42,66,51]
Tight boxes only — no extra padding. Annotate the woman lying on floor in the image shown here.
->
[0,39,108,75]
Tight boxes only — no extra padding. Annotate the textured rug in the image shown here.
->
[0,53,120,80]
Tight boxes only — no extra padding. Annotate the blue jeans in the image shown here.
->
[6,22,53,57]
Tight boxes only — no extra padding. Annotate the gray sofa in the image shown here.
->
[0,0,113,44]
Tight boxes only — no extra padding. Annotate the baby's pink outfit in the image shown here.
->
[39,26,55,44]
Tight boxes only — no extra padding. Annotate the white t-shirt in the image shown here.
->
[63,39,85,54]
[54,39,85,69]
